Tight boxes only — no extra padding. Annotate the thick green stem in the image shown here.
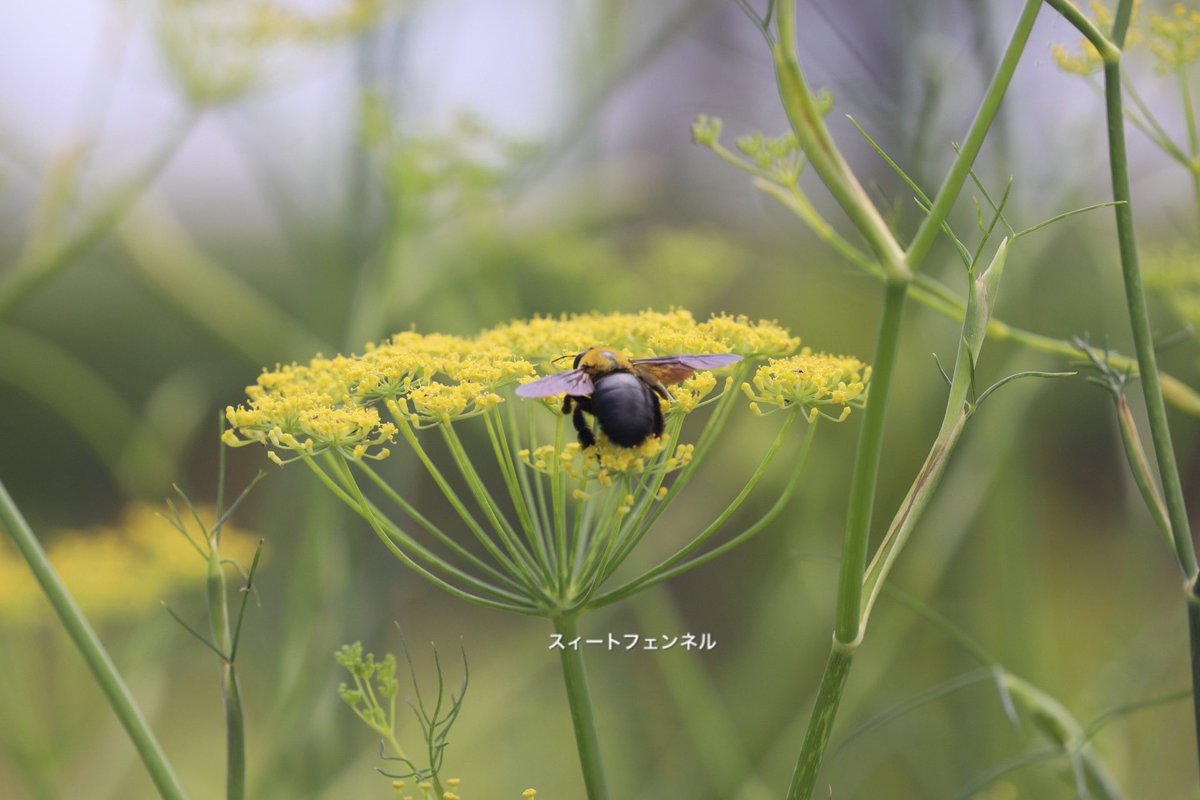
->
[553,614,610,800]
[223,664,246,800]
[1103,37,1200,772]
[1102,14,1199,592]
[772,2,909,281]
[786,645,854,799]
[0,481,188,800]
[835,280,908,644]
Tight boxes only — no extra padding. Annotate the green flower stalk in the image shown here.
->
[224,308,869,798]
[0,487,190,800]
[1034,0,1200,781]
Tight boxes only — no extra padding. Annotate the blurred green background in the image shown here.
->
[1,1,1198,797]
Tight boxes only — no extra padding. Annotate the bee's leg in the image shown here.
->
[571,397,596,448]
[561,395,574,415]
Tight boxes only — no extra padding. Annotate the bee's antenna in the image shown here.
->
[552,353,575,364]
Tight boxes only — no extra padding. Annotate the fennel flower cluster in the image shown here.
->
[1049,0,1200,75]
[224,310,868,615]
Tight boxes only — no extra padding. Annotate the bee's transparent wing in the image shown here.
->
[631,353,744,386]
[515,369,595,398]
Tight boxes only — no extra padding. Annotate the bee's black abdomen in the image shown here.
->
[591,372,658,447]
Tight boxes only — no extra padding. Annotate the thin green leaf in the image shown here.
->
[171,484,209,549]
[228,539,264,662]
[154,508,205,559]
[1082,688,1190,743]
[212,470,266,533]
[1013,201,1124,240]
[849,115,977,267]
[914,194,973,268]
[992,665,1021,728]
[969,179,1013,271]
[957,150,1016,237]
[831,668,992,758]
[954,748,1060,800]
[932,352,952,387]
[976,370,1076,409]
[847,115,931,204]
[161,601,227,661]
[1155,324,1195,352]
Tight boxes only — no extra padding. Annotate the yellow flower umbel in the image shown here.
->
[742,350,871,422]
[225,310,865,615]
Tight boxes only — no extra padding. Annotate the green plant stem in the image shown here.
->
[771,1,909,281]
[1176,65,1200,230]
[1119,74,1191,166]
[314,455,541,614]
[787,645,854,799]
[1115,396,1173,549]
[884,588,1123,799]
[753,179,1200,417]
[1044,0,1120,62]
[1101,12,1200,772]
[0,481,188,800]
[553,614,610,800]
[591,412,816,606]
[223,664,246,800]
[784,282,906,800]
[0,115,196,320]
[206,540,244,800]
[860,411,969,623]
[834,280,907,644]
[776,2,1044,790]
[1001,675,1124,800]
[906,0,1041,268]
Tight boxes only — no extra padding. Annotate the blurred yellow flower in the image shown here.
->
[1149,3,1200,71]
[1049,0,1143,75]
[1145,245,1200,327]
[0,504,258,627]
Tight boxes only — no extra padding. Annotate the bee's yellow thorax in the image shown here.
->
[578,346,633,373]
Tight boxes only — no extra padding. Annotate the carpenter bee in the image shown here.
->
[515,347,744,448]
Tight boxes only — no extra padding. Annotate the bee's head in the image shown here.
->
[575,346,631,373]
